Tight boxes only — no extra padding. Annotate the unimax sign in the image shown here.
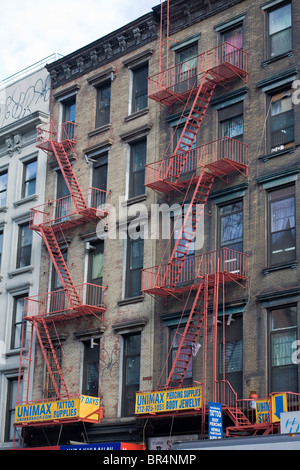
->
[15,395,102,425]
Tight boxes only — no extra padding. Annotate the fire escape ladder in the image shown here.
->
[165,76,216,182]
[39,225,81,309]
[162,169,215,288]
[34,318,70,399]
[51,141,88,213]
[165,280,213,389]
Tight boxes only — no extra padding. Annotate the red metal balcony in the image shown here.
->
[148,43,248,107]
[142,248,248,297]
[24,283,107,322]
[36,121,77,152]
[145,137,248,194]
[30,187,109,230]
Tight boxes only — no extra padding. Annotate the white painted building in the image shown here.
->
[0,56,60,448]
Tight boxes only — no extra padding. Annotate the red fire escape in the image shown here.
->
[139,38,261,434]
[15,121,108,423]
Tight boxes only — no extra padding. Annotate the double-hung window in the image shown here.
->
[129,139,146,199]
[126,227,144,299]
[122,333,141,416]
[268,3,292,58]
[0,170,8,207]
[96,83,111,128]
[270,305,298,392]
[268,185,296,266]
[269,88,294,153]
[16,223,32,268]
[131,64,148,113]
[22,159,37,198]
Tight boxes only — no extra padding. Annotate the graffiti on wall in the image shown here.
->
[0,74,51,128]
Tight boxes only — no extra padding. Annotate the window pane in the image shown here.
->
[129,140,146,198]
[23,160,37,197]
[18,225,32,268]
[269,4,291,35]
[0,172,8,207]
[96,84,111,127]
[220,201,243,250]
[221,115,243,139]
[272,330,296,366]
[271,306,297,330]
[132,65,148,113]
[221,25,243,48]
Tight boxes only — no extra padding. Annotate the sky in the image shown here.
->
[0,0,158,81]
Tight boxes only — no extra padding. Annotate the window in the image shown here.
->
[0,170,8,207]
[269,88,294,152]
[22,159,37,198]
[122,333,141,416]
[126,229,144,298]
[56,171,71,221]
[82,338,100,397]
[268,3,292,58]
[88,240,104,286]
[219,201,243,252]
[174,124,197,174]
[175,43,198,93]
[268,185,295,266]
[129,139,146,199]
[219,316,243,399]
[61,96,76,140]
[169,326,193,386]
[221,24,243,49]
[5,377,20,442]
[16,223,32,268]
[93,153,108,192]
[219,102,243,142]
[270,305,298,392]
[96,83,111,128]
[172,207,195,285]
[44,345,62,399]
[131,63,148,113]
[11,295,26,350]
[50,245,67,313]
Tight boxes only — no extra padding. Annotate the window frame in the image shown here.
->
[125,228,144,299]
[95,81,111,128]
[267,184,296,267]
[121,333,141,417]
[16,222,32,269]
[218,199,243,253]
[128,138,147,199]
[268,304,298,393]
[130,63,149,114]
[22,158,37,199]
[11,294,27,350]
[82,338,100,397]
[267,2,292,59]
[0,169,8,208]
[268,87,294,153]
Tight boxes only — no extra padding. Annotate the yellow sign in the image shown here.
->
[135,385,202,415]
[271,393,287,423]
[255,393,287,424]
[255,399,271,424]
[15,395,101,425]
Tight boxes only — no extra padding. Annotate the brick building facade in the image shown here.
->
[13,0,300,448]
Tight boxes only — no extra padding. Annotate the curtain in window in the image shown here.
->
[271,197,295,232]
[272,330,296,367]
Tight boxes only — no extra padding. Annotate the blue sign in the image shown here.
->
[61,442,122,450]
[208,402,223,440]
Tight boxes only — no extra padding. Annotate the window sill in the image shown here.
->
[125,108,149,122]
[262,50,293,68]
[118,295,144,306]
[122,193,147,207]
[13,194,38,207]
[262,261,297,276]
[259,146,295,163]
[8,265,34,278]
[88,124,111,138]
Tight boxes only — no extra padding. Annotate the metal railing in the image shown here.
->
[24,283,107,319]
[148,42,248,99]
[145,137,248,187]
[142,248,247,293]
[29,187,109,227]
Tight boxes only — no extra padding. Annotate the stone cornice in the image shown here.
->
[46,12,158,89]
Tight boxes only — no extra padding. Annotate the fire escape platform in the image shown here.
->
[145,137,248,194]
[142,248,248,297]
[24,283,107,322]
[148,43,248,107]
[29,189,108,232]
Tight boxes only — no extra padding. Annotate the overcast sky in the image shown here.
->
[0,0,158,81]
